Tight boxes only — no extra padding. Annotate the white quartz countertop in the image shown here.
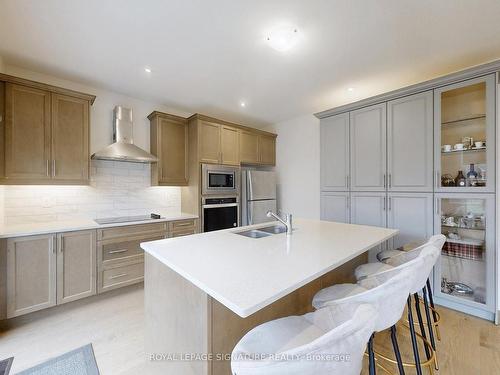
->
[141,218,398,318]
[0,213,198,238]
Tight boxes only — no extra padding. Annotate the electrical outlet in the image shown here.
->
[42,196,56,208]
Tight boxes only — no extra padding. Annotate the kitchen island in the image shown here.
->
[141,218,398,375]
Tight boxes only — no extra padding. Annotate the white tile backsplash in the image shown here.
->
[1,160,182,225]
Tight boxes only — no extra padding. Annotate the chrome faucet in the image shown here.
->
[266,210,293,235]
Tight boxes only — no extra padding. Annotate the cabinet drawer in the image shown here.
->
[168,219,196,231]
[171,229,196,238]
[97,222,167,240]
[100,234,164,262]
[99,262,144,293]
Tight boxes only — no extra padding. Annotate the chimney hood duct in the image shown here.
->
[91,106,158,163]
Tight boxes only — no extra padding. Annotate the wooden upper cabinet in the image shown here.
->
[239,130,259,164]
[51,93,90,182]
[149,112,188,186]
[199,121,221,164]
[4,83,51,180]
[1,75,95,185]
[220,126,239,165]
[258,134,276,166]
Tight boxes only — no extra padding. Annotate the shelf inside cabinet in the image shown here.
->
[441,147,486,154]
[441,114,486,125]
[442,224,485,231]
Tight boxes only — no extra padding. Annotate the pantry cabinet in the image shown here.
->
[386,193,434,250]
[57,230,96,305]
[349,103,387,191]
[6,234,56,318]
[1,75,95,185]
[350,192,387,228]
[387,91,434,192]
[320,113,349,191]
[320,192,350,223]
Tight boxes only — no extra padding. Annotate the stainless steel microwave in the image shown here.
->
[201,164,240,195]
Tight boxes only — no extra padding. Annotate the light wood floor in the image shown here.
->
[1,284,499,374]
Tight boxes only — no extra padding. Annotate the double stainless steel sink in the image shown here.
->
[235,225,287,238]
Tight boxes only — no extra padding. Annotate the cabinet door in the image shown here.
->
[220,126,239,165]
[320,113,349,191]
[350,192,387,260]
[51,94,90,182]
[434,74,495,193]
[320,192,349,223]
[386,193,434,250]
[5,83,51,180]
[6,234,56,318]
[158,116,188,185]
[388,91,433,192]
[259,134,276,165]
[57,230,97,305]
[350,103,387,191]
[199,121,221,163]
[239,130,259,164]
[350,192,387,227]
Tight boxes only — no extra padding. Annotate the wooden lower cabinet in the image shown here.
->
[6,234,56,318]
[57,230,96,305]
[2,220,198,318]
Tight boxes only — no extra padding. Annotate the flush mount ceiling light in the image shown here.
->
[144,67,152,73]
[240,101,246,108]
[265,26,300,52]
[347,87,354,92]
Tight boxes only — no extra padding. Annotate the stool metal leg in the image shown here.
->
[390,325,405,375]
[368,334,377,375]
[423,286,439,370]
[413,293,431,360]
[407,297,423,375]
[426,278,441,341]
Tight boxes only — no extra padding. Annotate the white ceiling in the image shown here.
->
[1,0,500,126]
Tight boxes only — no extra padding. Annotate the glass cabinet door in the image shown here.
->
[435,74,495,192]
[434,194,495,317]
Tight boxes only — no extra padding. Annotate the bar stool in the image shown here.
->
[312,255,424,375]
[231,303,376,375]
[355,241,444,375]
[355,235,446,357]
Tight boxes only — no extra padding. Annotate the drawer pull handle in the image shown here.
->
[174,231,194,237]
[108,249,128,254]
[109,273,128,280]
[175,222,193,227]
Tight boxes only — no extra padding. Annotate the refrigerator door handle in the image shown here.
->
[248,202,253,225]
[247,171,253,201]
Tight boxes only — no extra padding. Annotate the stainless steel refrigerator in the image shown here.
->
[241,170,277,226]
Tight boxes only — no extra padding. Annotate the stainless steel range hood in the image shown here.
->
[91,106,158,163]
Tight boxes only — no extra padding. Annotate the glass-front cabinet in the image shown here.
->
[433,194,495,319]
[435,74,496,192]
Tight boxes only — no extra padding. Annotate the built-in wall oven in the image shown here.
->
[202,196,239,232]
[201,164,240,196]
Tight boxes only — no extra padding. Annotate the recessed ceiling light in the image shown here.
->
[266,26,300,52]
[240,101,246,108]
[347,87,354,92]
[144,67,152,73]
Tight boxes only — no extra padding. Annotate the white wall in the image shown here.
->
[267,114,320,220]
[0,56,5,73]
[1,64,190,224]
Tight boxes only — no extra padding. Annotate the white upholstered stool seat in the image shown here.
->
[376,249,403,262]
[231,304,376,375]
[313,284,368,307]
[354,262,393,281]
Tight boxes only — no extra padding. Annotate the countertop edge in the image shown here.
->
[142,227,399,318]
[0,213,199,239]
